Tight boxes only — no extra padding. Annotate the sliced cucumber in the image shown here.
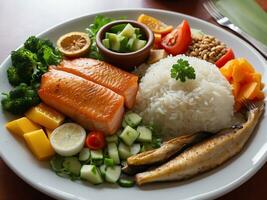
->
[78,148,91,162]
[62,157,81,176]
[107,143,120,164]
[105,165,121,183]
[50,155,64,172]
[119,23,135,38]
[118,178,135,187]
[80,165,103,184]
[119,126,139,146]
[130,143,141,155]
[137,126,152,142]
[133,39,146,51]
[102,38,110,49]
[106,134,119,144]
[91,149,103,160]
[118,142,131,160]
[124,112,142,127]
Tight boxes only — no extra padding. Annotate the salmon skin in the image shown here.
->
[38,69,124,135]
[55,58,138,109]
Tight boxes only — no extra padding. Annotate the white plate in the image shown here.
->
[0,8,266,200]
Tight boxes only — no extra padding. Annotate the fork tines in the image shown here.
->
[203,0,224,20]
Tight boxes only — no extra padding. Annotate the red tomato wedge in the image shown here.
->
[85,131,106,150]
[160,20,192,55]
[215,48,235,68]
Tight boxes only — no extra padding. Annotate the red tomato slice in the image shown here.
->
[85,131,106,150]
[160,20,192,55]
[215,48,235,68]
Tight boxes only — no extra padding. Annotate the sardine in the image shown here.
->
[136,101,264,185]
[127,132,211,166]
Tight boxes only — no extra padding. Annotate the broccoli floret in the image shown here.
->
[24,36,62,66]
[31,63,48,84]
[7,66,21,86]
[8,48,38,85]
[37,44,62,66]
[24,36,40,53]
[1,83,40,115]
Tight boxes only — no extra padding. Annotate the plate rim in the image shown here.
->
[0,7,266,200]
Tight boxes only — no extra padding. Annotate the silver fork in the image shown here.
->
[203,0,267,57]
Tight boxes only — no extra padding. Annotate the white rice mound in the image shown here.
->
[134,55,234,137]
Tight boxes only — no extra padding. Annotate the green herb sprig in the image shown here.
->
[170,59,196,82]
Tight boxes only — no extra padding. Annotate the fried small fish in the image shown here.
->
[136,101,264,185]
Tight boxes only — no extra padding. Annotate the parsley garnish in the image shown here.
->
[170,59,196,82]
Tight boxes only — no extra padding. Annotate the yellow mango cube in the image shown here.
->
[25,103,65,130]
[23,129,55,160]
[45,128,54,139]
[5,117,41,137]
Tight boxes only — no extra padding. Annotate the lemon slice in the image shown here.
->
[57,32,91,58]
[50,123,86,156]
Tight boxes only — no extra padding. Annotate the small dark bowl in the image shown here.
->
[96,20,154,71]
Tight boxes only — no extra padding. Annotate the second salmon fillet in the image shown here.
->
[55,58,138,108]
[38,69,124,135]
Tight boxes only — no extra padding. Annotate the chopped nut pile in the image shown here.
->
[186,35,227,63]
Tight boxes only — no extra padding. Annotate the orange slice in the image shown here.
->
[137,14,173,35]
[57,32,91,58]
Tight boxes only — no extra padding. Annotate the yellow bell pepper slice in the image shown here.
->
[25,103,65,130]
[5,117,41,137]
[23,129,55,160]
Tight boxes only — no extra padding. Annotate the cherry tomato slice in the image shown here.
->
[85,131,106,150]
[215,48,235,68]
[137,14,173,35]
[160,20,192,55]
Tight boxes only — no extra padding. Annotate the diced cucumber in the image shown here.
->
[118,178,135,187]
[106,134,119,144]
[119,36,129,52]
[104,158,114,166]
[79,148,91,162]
[141,143,154,152]
[133,39,146,51]
[106,33,121,51]
[119,23,135,38]
[137,126,152,142]
[107,143,120,164]
[91,149,103,160]
[62,157,81,176]
[105,165,121,183]
[118,142,131,160]
[102,38,110,49]
[122,119,127,128]
[134,28,140,35]
[130,143,141,155]
[109,23,127,33]
[99,164,107,177]
[50,155,64,172]
[119,126,139,146]
[80,165,103,184]
[124,112,142,127]
[127,38,135,51]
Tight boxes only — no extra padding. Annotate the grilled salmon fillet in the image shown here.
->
[38,69,124,135]
[55,58,138,108]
